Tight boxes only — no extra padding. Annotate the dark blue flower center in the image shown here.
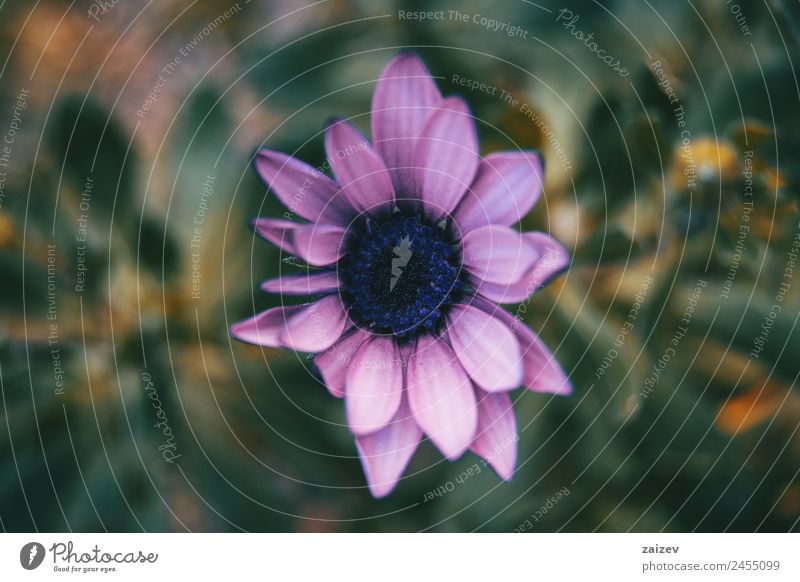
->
[339,212,464,338]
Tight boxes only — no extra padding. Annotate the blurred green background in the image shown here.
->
[1,0,799,532]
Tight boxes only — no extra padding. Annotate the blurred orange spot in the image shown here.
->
[777,486,800,517]
[694,138,739,179]
[670,137,739,193]
[0,213,14,248]
[765,168,785,190]
[731,119,771,150]
[716,382,785,434]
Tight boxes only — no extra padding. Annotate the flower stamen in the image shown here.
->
[339,212,464,338]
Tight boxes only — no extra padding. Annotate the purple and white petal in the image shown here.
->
[345,336,404,436]
[260,271,339,296]
[314,328,372,398]
[231,296,347,353]
[470,391,518,481]
[253,149,353,224]
[515,323,572,396]
[371,52,442,194]
[475,232,570,304]
[356,397,421,498]
[481,301,572,395]
[252,218,347,267]
[325,117,395,215]
[413,96,479,219]
[230,305,306,347]
[461,225,539,285]
[278,295,349,352]
[447,304,523,392]
[453,151,543,233]
[407,335,477,459]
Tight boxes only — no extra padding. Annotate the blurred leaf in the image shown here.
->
[49,96,137,227]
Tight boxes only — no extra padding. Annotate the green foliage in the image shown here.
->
[1,0,798,532]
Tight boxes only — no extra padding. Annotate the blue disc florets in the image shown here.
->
[339,211,464,338]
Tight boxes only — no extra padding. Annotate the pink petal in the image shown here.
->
[371,51,442,194]
[252,218,347,267]
[355,397,421,498]
[314,329,372,398]
[407,335,477,459]
[447,304,523,391]
[470,391,518,480]
[325,118,395,215]
[260,271,339,296]
[414,96,478,219]
[453,151,543,233]
[231,297,347,353]
[278,295,349,352]
[230,305,305,347]
[483,302,572,395]
[516,327,572,396]
[461,225,539,285]
[253,149,353,224]
[345,336,404,436]
[475,232,570,304]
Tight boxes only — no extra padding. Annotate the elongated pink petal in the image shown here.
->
[231,297,347,353]
[447,304,523,391]
[356,398,421,498]
[253,149,353,224]
[475,232,570,303]
[252,218,347,267]
[314,329,372,398]
[345,336,404,435]
[371,51,442,194]
[453,151,543,233]
[278,295,349,352]
[288,226,347,267]
[230,305,306,347]
[325,118,395,214]
[461,225,539,285]
[407,335,477,459]
[260,271,339,296]
[482,302,572,395]
[413,96,478,219]
[516,326,572,395]
[470,391,518,480]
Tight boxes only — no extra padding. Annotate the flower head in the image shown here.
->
[232,52,571,497]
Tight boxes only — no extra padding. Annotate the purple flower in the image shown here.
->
[232,52,571,497]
